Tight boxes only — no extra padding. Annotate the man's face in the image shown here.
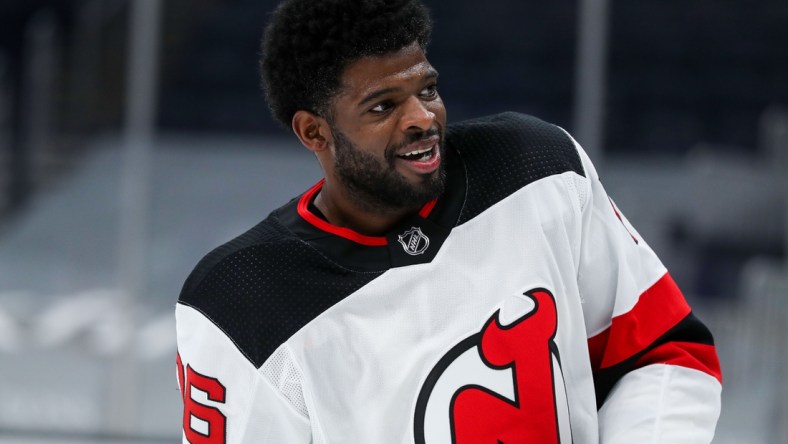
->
[326,42,448,214]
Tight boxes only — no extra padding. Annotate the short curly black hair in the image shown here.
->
[260,0,432,128]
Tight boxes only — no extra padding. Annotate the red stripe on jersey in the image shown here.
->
[588,273,691,370]
[635,341,722,383]
[418,198,438,218]
[297,180,387,246]
[298,180,439,246]
[587,329,609,372]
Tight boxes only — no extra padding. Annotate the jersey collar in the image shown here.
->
[296,179,438,247]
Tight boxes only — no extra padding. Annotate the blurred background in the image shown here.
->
[0,0,786,442]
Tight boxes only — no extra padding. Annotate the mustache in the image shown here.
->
[387,127,442,154]
[406,127,441,145]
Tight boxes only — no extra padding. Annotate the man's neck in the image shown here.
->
[313,183,419,237]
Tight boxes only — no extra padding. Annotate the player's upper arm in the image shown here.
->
[563,134,721,405]
[176,302,312,443]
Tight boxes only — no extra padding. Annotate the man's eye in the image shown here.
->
[370,102,393,113]
[421,84,438,98]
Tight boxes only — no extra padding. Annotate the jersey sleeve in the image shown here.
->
[568,136,722,442]
[175,302,312,443]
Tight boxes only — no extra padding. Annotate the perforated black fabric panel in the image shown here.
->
[179,217,382,368]
[447,112,585,225]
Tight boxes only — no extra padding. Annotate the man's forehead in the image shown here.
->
[339,43,435,98]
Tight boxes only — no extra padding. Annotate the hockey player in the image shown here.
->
[175,0,722,442]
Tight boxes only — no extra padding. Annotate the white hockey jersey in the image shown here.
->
[175,112,722,443]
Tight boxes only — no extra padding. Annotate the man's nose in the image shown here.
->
[399,96,435,132]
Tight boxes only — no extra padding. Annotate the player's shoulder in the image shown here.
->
[177,209,296,305]
[176,199,382,367]
[446,112,583,171]
[447,112,586,223]
[447,111,553,135]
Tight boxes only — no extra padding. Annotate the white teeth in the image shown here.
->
[402,147,431,157]
[403,148,432,156]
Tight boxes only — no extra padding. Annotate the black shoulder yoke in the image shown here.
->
[447,112,584,224]
[178,213,383,368]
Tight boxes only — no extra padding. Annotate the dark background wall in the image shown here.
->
[152,0,788,156]
[605,1,788,155]
[0,0,786,161]
[155,0,580,135]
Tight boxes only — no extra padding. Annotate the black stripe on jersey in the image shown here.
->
[592,312,716,408]
[445,112,585,225]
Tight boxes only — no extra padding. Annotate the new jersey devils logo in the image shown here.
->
[414,289,569,444]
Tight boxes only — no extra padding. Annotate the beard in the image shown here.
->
[330,125,447,215]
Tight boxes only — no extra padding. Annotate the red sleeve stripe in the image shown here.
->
[587,273,691,370]
[635,341,722,383]
[587,329,609,372]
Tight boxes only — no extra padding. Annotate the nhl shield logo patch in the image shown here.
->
[398,226,430,255]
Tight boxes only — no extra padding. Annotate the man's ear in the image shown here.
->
[292,110,330,153]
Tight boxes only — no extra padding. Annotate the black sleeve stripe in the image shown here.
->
[593,312,716,408]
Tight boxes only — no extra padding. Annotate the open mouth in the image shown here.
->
[397,145,436,162]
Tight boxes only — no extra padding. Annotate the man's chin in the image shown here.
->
[350,178,444,216]
[411,168,447,203]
